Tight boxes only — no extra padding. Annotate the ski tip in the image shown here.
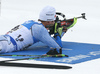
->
[65,66,72,69]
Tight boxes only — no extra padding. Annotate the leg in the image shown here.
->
[0,35,15,53]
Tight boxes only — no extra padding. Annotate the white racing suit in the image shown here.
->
[0,20,61,53]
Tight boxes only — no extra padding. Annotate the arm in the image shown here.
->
[32,24,61,50]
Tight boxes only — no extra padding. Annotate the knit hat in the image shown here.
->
[39,6,56,21]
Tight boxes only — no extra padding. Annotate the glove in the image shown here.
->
[46,48,62,55]
[49,22,63,37]
[46,49,59,55]
[55,23,63,37]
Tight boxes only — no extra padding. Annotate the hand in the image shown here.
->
[62,26,68,32]
[46,49,59,55]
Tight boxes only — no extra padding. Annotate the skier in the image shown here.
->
[0,6,77,55]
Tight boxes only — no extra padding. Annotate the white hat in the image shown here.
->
[39,6,56,21]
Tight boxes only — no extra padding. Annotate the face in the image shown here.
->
[45,21,55,28]
[49,21,55,26]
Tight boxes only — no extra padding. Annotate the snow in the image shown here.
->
[0,0,100,74]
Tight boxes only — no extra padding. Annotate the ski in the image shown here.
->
[0,54,68,57]
[0,54,71,69]
[0,54,68,63]
[0,62,72,69]
[0,54,43,57]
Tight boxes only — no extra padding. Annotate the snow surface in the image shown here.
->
[0,0,100,74]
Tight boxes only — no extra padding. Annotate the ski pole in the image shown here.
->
[0,54,68,63]
[0,54,42,57]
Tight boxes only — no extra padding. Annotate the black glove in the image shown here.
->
[46,49,59,55]
[46,48,62,55]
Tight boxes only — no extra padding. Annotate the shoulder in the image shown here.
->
[22,20,40,26]
[21,20,43,30]
[32,23,48,35]
[33,24,47,32]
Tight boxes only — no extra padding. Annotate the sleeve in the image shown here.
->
[32,24,61,49]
